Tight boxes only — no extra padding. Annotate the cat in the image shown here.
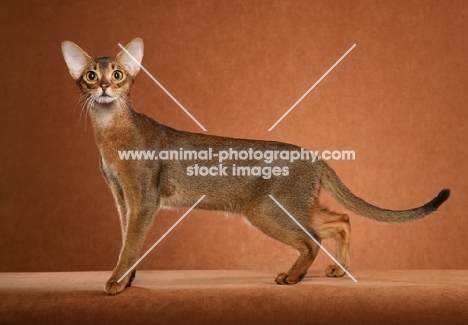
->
[61,38,450,295]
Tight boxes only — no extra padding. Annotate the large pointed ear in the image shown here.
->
[117,38,144,77]
[61,41,91,80]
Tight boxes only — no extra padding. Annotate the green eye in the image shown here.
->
[85,71,98,82]
[112,70,123,81]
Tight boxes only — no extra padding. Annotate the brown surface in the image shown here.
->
[0,0,466,273]
[1,270,468,325]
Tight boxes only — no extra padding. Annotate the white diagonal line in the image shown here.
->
[118,43,207,132]
[269,195,357,282]
[117,195,206,283]
[268,44,356,131]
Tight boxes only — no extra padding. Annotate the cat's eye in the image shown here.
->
[112,70,124,81]
[85,71,98,82]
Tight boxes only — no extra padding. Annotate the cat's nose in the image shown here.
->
[101,84,109,91]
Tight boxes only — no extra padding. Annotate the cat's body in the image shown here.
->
[62,38,450,295]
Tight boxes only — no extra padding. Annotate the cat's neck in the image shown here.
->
[89,101,132,129]
[89,100,136,148]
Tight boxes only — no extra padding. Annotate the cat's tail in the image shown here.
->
[319,162,450,223]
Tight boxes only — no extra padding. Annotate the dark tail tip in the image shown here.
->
[427,189,450,212]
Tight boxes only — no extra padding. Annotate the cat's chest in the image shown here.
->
[94,115,136,162]
[98,144,128,184]
[97,137,136,181]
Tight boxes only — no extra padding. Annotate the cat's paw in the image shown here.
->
[104,271,135,295]
[104,279,127,295]
[325,264,346,277]
[127,269,137,287]
[275,272,306,285]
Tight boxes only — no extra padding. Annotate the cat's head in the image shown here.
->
[61,38,143,106]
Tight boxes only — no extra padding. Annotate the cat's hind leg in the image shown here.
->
[275,236,321,285]
[310,203,351,277]
[243,210,321,285]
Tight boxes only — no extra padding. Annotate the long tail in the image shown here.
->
[319,162,450,223]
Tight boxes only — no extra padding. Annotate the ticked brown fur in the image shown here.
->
[62,38,450,295]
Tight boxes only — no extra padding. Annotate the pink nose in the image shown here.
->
[101,84,109,91]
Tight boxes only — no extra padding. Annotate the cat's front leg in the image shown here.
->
[102,168,140,287]
[106,180,128,245]
[104,200,160,295]
[100,160,129,241]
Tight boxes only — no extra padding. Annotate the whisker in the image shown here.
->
[84,98,93,132]
[78,99,86,122]
[117,92,134,114]
[73,93,88,115]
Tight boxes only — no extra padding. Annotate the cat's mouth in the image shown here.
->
[95,93,116,104]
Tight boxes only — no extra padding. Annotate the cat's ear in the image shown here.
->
[117,38,144,77]
[61,41,91,81]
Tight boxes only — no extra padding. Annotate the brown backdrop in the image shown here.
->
[0,0,466,273]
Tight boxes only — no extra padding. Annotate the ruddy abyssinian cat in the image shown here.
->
[62,38,450,295]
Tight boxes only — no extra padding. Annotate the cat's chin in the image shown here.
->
[95,96,117,105]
